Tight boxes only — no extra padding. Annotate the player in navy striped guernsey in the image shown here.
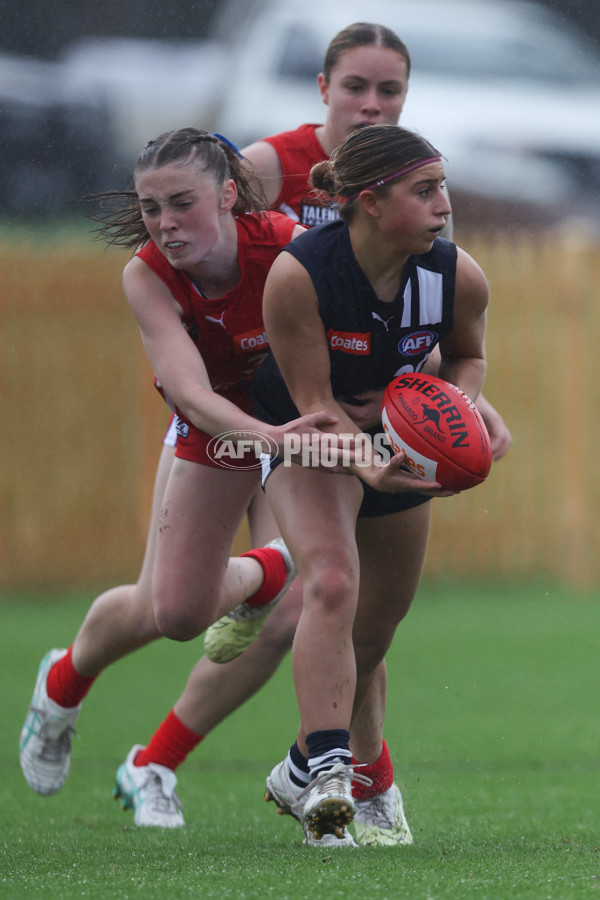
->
[255,124,489,846]
[255,216,457,428]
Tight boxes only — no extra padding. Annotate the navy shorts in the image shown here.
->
[260,454,430,519]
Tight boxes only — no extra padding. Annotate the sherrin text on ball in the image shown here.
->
[381,373,492,491]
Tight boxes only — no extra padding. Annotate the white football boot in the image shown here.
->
[265,759,362,848]
[353,783,414,847]
[19,648,81,795]
[113,744,185,828]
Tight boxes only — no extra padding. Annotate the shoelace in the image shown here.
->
[227,602,272,622]
[31,708,77,762]
[142,770,182,813]
[356,788,396,828]
[290,764,373,818]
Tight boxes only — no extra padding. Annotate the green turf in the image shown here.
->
[1,580,598,899]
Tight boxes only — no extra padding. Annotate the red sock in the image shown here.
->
[46,646,97,708]
[134,710,204,772]
[351,739,394,799]
[241,546,287,608]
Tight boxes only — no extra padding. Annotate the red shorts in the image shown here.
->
[173,416,262,470]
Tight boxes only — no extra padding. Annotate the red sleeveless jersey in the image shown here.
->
[136,212,296,416]
[262,124,338,227]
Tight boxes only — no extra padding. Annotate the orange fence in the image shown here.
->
[427,228,600,589]
[2,231,599,590]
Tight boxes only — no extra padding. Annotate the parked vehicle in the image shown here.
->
[0,53,115,217]
[5,0,600,226]
[0,39,224,217]
[60,38,225,161]
[210,0,600,227]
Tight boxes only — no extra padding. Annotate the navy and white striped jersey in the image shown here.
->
[253,219,457,424]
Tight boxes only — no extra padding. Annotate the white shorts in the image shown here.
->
[163,414,179,448]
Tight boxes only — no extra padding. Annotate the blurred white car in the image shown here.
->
[61,38,226,161]
[211,0,600,225]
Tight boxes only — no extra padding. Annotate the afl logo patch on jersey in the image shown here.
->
[398,330,438,356]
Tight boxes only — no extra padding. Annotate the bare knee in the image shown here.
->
[354,636,394,677]
[127,586,163,641]
[153,597,212,642]
[80,582,161,643]
[304,563,357,617]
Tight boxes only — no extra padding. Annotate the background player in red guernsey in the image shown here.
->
[241,22,511,455]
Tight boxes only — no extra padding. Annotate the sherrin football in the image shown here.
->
[381,373,492,491]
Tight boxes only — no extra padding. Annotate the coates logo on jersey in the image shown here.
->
[398,330,438,356]
[327,329,371,355]
[233,327,269,353]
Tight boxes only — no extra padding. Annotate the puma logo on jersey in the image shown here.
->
[372,311,394,332]
[205,311,227,329]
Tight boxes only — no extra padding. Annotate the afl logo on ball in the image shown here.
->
[398,330,437,356]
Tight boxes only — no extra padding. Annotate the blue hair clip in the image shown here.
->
[212,133,243,158]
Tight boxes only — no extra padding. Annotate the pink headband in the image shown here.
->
[345,156,442,202]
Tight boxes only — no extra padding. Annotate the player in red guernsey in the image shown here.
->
[18,126,330,819]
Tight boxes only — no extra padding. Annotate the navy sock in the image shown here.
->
[287,742,310,789]
[306,729,352,777]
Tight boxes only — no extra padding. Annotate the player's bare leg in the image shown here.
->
[347,505,430,846]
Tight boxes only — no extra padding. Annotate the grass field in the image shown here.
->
[1,580,598,899]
